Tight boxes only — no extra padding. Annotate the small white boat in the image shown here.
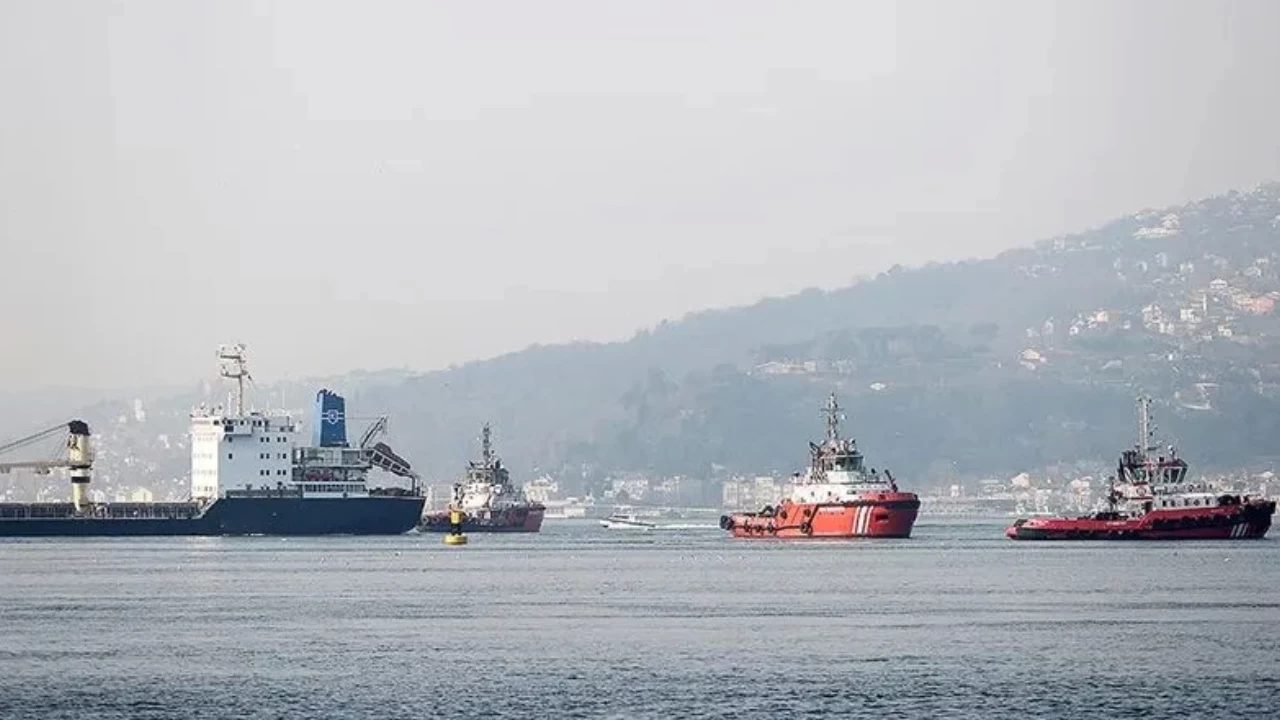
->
[599,514,657,530]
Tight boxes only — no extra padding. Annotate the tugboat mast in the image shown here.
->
[481,423,493,469]
[1136,395,1154,461]
[824,392,843,443]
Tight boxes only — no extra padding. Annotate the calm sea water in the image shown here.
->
[1,519,1277,720]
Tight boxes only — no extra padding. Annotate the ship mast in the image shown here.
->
[1136,395,1154,462]
[217,344,252,417]
[824,392,843,443]
[481,422,493,469]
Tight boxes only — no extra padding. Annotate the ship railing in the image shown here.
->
[94,503,205,520]
[224,488,305,499]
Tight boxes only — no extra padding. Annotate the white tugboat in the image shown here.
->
[418,423,546,533]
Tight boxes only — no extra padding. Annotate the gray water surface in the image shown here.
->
[1,520,1277,719]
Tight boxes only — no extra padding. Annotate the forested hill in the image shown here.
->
[6,183,1280,498]
[360,182,1280,484]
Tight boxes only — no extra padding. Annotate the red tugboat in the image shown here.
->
[1006,396,1275,541]
[720,392,920,539]
[419,424,545,534]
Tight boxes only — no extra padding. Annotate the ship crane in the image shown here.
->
[356,416,389,450]
[0,420,94,511]
[354,416,422,495]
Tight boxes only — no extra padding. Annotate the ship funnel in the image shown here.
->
[67,420,93,512]
[313,390,349,448]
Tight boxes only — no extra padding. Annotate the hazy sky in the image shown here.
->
[2,0,1278,389]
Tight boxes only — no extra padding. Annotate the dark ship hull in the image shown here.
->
[0,495,426,537]
[418,505,544,533]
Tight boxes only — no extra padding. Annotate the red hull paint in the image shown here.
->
[724,494,920,539]
[1006,501,1274,540]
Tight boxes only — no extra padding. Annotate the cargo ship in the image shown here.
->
[720,392,920,539]
[1006,396,1275,541]
[419,423,545,533]
[0,345,425,536]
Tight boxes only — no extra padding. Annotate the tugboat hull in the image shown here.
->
[419,505,544,533]
[722,495,920,539]
[1006,501,1275,540]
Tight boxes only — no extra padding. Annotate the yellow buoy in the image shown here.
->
[444,508,468,546]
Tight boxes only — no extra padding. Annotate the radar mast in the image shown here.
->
[823,392,844,443]
[217,344,252,417]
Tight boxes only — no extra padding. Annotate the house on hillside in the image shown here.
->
[1142,303,1164,328]
[754,360,817,376]
[1243,296,1276,315]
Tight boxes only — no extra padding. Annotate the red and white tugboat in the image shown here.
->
[1006,396,1275,541]
[720,392,920,539]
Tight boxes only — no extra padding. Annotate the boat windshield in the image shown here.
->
[828,450,864,473]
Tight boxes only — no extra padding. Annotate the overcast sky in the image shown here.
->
[2,0,1278,390]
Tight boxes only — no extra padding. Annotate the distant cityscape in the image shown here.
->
[513,468,1278,520]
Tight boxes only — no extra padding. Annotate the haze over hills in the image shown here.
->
[4,183,1280,502]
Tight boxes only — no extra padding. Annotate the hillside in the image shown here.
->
[376,181,1280,485]
[4,182,1280,500]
